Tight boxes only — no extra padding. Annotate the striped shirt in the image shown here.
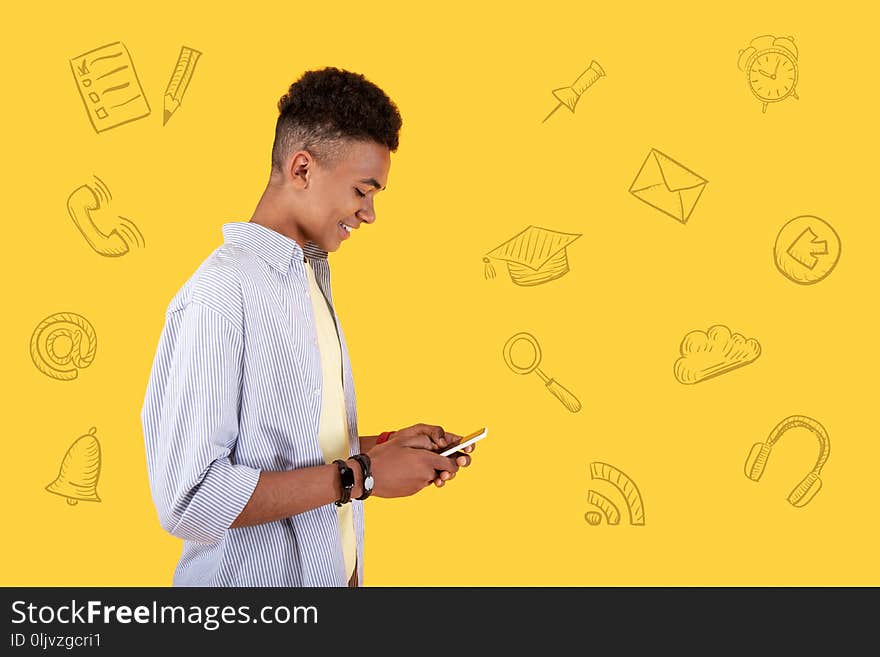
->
[140,221,364,587]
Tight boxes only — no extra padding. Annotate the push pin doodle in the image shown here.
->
[542,60,606,123]
[45,427,102,506]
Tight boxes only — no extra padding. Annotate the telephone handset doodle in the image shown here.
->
[66,176,144,257]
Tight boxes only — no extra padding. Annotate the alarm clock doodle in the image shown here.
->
[737,35,799,113]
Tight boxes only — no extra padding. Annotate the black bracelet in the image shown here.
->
[333,459,354,507]
[350,453,374,501]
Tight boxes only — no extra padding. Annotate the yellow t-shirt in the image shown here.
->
[304,258,356,581]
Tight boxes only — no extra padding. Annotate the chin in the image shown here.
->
[307,235,337,253]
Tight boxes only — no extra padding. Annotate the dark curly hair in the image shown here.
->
[271,67,402,172]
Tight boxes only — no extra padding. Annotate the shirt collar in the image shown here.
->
[221,221,328,273]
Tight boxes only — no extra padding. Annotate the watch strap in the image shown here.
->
[351,453,373,500]
[333,459,354,507]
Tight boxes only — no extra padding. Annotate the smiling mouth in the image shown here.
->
[338,221,358,239]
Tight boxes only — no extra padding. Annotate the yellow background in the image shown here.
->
[2,0,878,586]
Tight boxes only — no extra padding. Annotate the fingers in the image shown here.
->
[409,423,461,450]
[421,424,447,449]
[441,431,463,446]
[429,453,459,473]
[396,432,434,450]
[433,470,457,487]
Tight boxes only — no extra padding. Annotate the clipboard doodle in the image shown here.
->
[69,42,151,133]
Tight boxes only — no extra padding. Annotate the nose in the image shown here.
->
[356,197,376,224]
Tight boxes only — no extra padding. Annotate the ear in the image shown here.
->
[287,151,314,189]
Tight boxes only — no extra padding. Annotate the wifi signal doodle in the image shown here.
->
[45,427,102,506]
[67,175,145,257]
[30,312,97,381]
[584,462,645,526]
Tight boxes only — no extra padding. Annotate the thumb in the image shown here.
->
[429,453,459,473]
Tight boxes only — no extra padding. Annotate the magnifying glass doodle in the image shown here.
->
[503,332,582,413]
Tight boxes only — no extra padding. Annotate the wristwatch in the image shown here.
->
[333,459,355,507]
[350,453,374,500]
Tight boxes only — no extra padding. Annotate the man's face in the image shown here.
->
[298,139,391,252]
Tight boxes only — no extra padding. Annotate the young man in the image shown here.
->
[140,67,474,587]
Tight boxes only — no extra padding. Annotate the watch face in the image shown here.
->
[364,475,374,490]
[748,50,797,101]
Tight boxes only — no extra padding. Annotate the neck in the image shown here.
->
[249,181,308,249]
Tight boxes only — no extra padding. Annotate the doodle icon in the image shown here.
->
[629,149,708,224]
[744,415,829,508]
[503,332,581,412]
[584,462,645,526]
[46,427,102,506]
[69,42,151,133]
[30,312,97,381]
[67,175,145,257]
[542,60,606,123]
[774,215,841,285]
[483,226,582,286]
[674,324,760,384]
[737,35,799,113]
[163,45,203,126]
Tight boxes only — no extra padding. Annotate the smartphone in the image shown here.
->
[439,427,488,457]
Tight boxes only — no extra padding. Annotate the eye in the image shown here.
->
[354,188,366,198]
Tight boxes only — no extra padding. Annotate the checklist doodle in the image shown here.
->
[29,312,97,381]
[483,226,582,286]
[69,42,151,133]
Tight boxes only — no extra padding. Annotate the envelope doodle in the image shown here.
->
[629,148,708,224]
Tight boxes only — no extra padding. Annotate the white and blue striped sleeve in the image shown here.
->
[143,300,260,544]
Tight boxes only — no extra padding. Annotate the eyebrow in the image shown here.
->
[358,177,386,191]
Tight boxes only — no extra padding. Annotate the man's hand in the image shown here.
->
[374,423,476,488]
[367,432,461,497]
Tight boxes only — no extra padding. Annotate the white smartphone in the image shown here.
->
[439,427,488,457]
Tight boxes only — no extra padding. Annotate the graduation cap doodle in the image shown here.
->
[483,225,582,287]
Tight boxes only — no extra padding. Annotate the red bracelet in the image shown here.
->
[376,431,394,445]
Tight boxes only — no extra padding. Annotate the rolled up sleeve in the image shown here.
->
[141,301,260,544]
